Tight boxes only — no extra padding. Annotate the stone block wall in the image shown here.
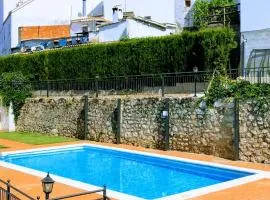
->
[17,97,84,137]
[169,98,235,160]
[239,100,270,164]
[87,98,118,143]
[120,98,164,148]
[16,96,270,163]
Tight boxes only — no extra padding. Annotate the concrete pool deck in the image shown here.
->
[0,138,269,200]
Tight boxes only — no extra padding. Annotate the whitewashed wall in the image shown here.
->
[128,19,174,38]
[103,0,176,24]
[0,0,3,30]
[0,0,17,31]
[99,19,175,42]
[175,0,196,28]
[0,14,12,55]
[1,0,17,24]
[99,21,128,42]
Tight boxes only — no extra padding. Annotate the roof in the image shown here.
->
[19,25,70,41]
[98,15,177,31]
[12,0,35,13]
[71,16,110,23]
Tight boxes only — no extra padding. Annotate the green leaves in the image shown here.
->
[0,72,32,122]
[193,0,237,29]
[205,74,270,113]
[0,28,236,80]
[193,0,210,28]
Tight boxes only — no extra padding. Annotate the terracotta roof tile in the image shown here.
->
[19,25,70,41]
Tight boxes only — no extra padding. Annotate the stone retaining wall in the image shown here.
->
[17,96,270,163]
[17,97,84,137]
[239,100,270,164]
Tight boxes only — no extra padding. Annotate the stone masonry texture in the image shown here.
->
[16,97,270,163]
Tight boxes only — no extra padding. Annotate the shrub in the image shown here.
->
[0,72,32,122]
[205,73,270,107]
[193,0,237,29]
[0,28,237,81]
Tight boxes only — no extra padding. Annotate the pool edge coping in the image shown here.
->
[0,143,269,200]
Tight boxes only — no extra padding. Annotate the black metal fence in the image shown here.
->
[0,179,36,200]
[242,67,270,83]
[48,186,110,200]
[0,178,110,200]
[30,70,239,97]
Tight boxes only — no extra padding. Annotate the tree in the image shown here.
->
[0,72,32,122]
[193,0,237,29]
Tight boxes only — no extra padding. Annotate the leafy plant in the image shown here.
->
[119,35,130,41]
[0,72,32,122]
[205,73,270,114]
[0,28,237,80]
[193,0,237,29]
[193,0,210,28]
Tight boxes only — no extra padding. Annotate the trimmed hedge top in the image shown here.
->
[0,28,237,81]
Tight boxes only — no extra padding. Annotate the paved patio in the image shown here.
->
[0,138,269,200]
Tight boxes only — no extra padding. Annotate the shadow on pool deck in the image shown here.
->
[0,138,269,200]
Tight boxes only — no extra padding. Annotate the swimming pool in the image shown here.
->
[0,144,264,200]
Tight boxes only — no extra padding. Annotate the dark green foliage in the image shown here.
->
[0,72,32,122]
[205,74,270,113]
[193,0,237,28]
[0,28,236,81]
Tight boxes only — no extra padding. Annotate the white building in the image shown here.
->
[103,0,195,28]
[0,0,101,55]
[240,0,270,71]
[0,0,196,56]
[99,11,176,42]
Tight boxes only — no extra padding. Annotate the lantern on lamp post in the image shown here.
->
[41,173,55,200]
[193,66,198,97]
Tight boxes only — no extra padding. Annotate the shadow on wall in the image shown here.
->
[155,101,168,150]
[76,109,85,140]
[119,28,128,41]
[111,107,118,141]
[89,1,104,17]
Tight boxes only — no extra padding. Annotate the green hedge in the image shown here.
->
[0,28,237,81]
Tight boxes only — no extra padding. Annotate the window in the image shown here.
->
[185,0,191,7]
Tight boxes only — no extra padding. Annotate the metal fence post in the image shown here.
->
[161,74,165,97]
[103,185,107,200]
[95,75,99,98]
[6,180,10,200]
[164,98,170,151]
[84,95,89,140]
[233,98,240,160]
[116,99,121,144]
[46,80,49,97]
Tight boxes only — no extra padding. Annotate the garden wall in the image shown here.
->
[239,100,270,163]
[16,96,270,163]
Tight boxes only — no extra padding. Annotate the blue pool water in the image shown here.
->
[1,146,253,199]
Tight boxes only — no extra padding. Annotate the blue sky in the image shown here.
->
[241,0,270,32]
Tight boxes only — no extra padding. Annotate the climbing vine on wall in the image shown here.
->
[204,72,270,114]
[0,72,32,122]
